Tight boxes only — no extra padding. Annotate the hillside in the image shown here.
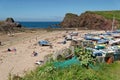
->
[61,10,120,30]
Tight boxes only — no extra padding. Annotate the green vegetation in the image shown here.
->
[65,13,78,18]
[87,10,120,29]
[92,10,120,22]
[74,47,95,67]
[9,46,120,80]
[9,62,120,80]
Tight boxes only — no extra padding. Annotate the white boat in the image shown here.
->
[109,39,120,45]
[112,33,120,38]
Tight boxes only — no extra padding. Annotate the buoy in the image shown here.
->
[107,56,114,64]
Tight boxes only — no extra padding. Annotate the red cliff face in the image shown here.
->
[61,12,119,31]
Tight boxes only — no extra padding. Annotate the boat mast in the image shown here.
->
[112,16,115,31]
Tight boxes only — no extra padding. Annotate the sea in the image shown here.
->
[19,22,61,29]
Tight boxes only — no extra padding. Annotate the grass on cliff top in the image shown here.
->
[9,61,120,80]
[91,10,120,22]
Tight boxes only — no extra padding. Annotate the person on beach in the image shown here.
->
[63,38,67,44]
[0,41,1,46]
[7,48,17,52]
[8,48,11,52]
[32,51,38,57]
[13,48,17,52]
[49,44,53,49]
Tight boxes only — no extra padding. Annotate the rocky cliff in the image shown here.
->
[0,18,23,33]
[61,11,119,30]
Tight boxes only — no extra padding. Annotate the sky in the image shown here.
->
[0,0,120,21]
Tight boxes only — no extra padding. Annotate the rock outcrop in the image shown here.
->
[0,18,23,33]
[5,18,15,23]
[61,11,119,30]
[61,13,79,28]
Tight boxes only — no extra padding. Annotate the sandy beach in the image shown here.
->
[0,30,70,80]
[0,30,104,80]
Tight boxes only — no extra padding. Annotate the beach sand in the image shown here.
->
[0,30,104,80]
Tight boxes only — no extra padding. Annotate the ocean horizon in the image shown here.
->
[19,21,61,29]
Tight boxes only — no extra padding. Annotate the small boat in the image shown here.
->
[97,39,109,44]
[66,35,72,40]
[38,40,50,46]
[95,44,106,49]
[70,32,78,36]
[109,39,120,45]
[84,34,93,40]
[112,33,120,38]
[92,36,101,41]
[112,30,120,33]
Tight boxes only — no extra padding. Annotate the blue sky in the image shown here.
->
[0,0,120,21]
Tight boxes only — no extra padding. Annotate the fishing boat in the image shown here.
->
[97,39,109,44]
[112,33,120,38]
[109,39,120,45]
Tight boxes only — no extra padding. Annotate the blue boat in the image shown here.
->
[38,40,50,46]
[97,39,109,44]
[105,32,113,36]
[112,30,120,33]
[92,37,101,41]
[84,34,96,40]
[84,35,92,40]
